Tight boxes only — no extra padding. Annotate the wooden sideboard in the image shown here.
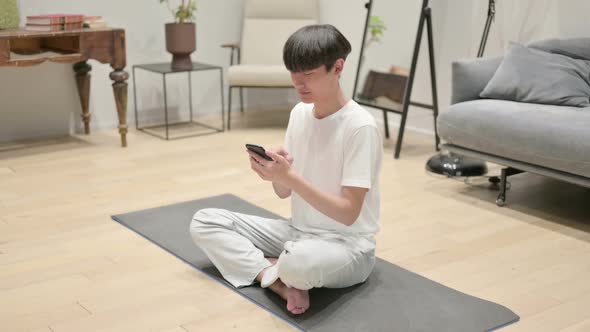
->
[0,27,129,147]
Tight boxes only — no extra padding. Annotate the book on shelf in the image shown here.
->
[25,22,84,32]
[23,14,108,31]
[26,14,85,25]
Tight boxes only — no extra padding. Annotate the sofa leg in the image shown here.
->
[488,175,506,190]
[496,167,524,207]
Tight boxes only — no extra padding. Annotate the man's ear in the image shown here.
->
[333,58,345,75]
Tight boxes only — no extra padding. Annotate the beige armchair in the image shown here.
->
[222,0,318,130]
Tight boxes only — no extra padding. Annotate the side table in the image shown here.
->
[132,62,224,140]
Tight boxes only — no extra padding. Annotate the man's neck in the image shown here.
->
[313,88,349,119]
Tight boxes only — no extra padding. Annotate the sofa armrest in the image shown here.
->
[451,56,503,104]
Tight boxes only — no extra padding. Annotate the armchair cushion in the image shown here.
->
[228,64,292,87]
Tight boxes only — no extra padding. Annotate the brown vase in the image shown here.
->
[165,22,196,70]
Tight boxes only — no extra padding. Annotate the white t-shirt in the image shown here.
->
[284,99,383,238]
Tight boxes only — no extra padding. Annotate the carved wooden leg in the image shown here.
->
[74,61,92,134]
[110,68,129,147]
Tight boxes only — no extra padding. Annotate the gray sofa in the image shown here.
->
[437,39,590,206]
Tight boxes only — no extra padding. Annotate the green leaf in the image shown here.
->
[368,15,386,40]
[160,0,198,23]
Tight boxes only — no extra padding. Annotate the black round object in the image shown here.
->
[425,153,488,177]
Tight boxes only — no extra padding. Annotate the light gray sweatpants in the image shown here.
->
[189,208,376,289]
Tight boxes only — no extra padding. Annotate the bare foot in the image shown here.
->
[286,287,310,315]
[256,258,310,315]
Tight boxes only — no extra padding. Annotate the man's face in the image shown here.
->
[290,59,343,103]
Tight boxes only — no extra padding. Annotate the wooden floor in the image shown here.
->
[1,110,589,332]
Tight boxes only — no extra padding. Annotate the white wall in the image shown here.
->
[2,0,589,142]
[0,63,79,141]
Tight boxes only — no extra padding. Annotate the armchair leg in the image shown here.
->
[496,167,524,207]
[239,87,244,113]
[382,110,390,139]
[228,86,233,130]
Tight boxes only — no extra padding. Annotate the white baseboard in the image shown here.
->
[369,109,436,138]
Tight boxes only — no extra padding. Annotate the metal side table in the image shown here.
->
[133,62,224,140]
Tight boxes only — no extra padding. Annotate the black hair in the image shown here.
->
[283,24,352,73]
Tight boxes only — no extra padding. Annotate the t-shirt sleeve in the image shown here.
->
[341,125,382,189]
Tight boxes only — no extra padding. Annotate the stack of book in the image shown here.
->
[25,14,84,31]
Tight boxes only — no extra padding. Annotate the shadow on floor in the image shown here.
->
[451,171,590,241]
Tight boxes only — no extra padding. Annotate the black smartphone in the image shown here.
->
[246,144,274,161]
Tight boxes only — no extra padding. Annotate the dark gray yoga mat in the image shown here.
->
[112,194,519,332]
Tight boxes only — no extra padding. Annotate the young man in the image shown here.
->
[190,24,382,315]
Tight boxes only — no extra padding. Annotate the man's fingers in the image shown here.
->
[276,149,293,163]
[250,158,269,177]
[268,147,292,164]
[263,150,278,161]
[252,165,268,180]
[247,150,273,166]
[265,150,284,164]
[247,150,260,160]
[250,156,263,169]
[276,147,288,156]
[249,156,260,166]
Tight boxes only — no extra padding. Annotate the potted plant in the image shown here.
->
[359,15,386,70]
[159,0,198,70]
[365,15,386,50]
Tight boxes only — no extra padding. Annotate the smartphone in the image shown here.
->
[246,144,274,161]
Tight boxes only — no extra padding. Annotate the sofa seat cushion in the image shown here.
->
[438,99,590,177]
